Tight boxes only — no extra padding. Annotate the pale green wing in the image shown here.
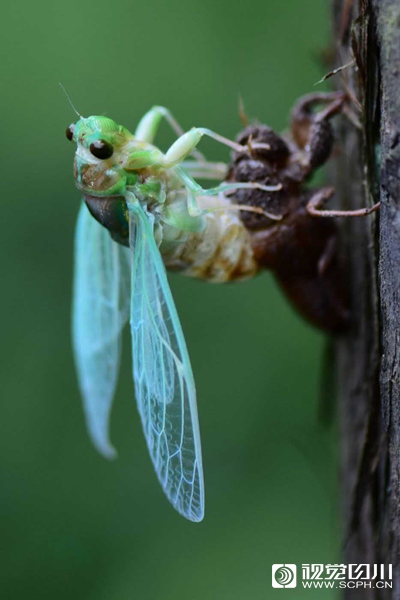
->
[73,203,130,458]
[126,196,204,522]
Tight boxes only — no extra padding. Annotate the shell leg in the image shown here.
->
[306,187,380,218]
[290,92,347,170]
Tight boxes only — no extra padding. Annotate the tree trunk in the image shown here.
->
[333,0,400,596]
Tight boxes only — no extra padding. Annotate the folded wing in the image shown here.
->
[127,197,204,521]
[73,203,130,458]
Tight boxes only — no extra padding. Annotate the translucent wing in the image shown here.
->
[73,203,130,458]
[127,197,204,522]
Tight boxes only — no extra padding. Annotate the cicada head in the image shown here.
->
[66,116,137,245]
[66,116,133,197]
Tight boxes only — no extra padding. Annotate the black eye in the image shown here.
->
[89,139,114,159]
[66,124,75,141]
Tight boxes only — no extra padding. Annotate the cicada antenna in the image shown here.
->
[59,83,83,119]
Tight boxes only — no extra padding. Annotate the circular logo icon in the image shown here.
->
[275,566,295,586]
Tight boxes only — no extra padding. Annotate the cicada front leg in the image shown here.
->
[134,106,206,161]
[160,124,277,169]
[291,92,347,170]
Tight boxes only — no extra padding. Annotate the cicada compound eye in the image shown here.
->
[89,139,114,160]
[66,124,75,141]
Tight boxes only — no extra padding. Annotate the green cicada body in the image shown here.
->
[68,107,277,522]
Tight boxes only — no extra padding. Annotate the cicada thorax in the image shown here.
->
[227,125,350,333]
[79,163,168,248]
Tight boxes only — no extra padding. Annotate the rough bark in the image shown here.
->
[333,0,400,597]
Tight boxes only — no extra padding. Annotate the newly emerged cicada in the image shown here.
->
[67,105,281,522]
[67,96,378,522]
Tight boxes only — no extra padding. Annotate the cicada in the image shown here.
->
[67,97,379,522]
[67,106,280,522]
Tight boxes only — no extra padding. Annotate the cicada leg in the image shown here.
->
[306,186,380,218]
[291,92,347,170]
[180,160,228,181]
[161,125,273,169]
[173,164,281,219]
[134,106,206,162]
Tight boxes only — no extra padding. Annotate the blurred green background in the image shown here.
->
[1,1,340,598]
